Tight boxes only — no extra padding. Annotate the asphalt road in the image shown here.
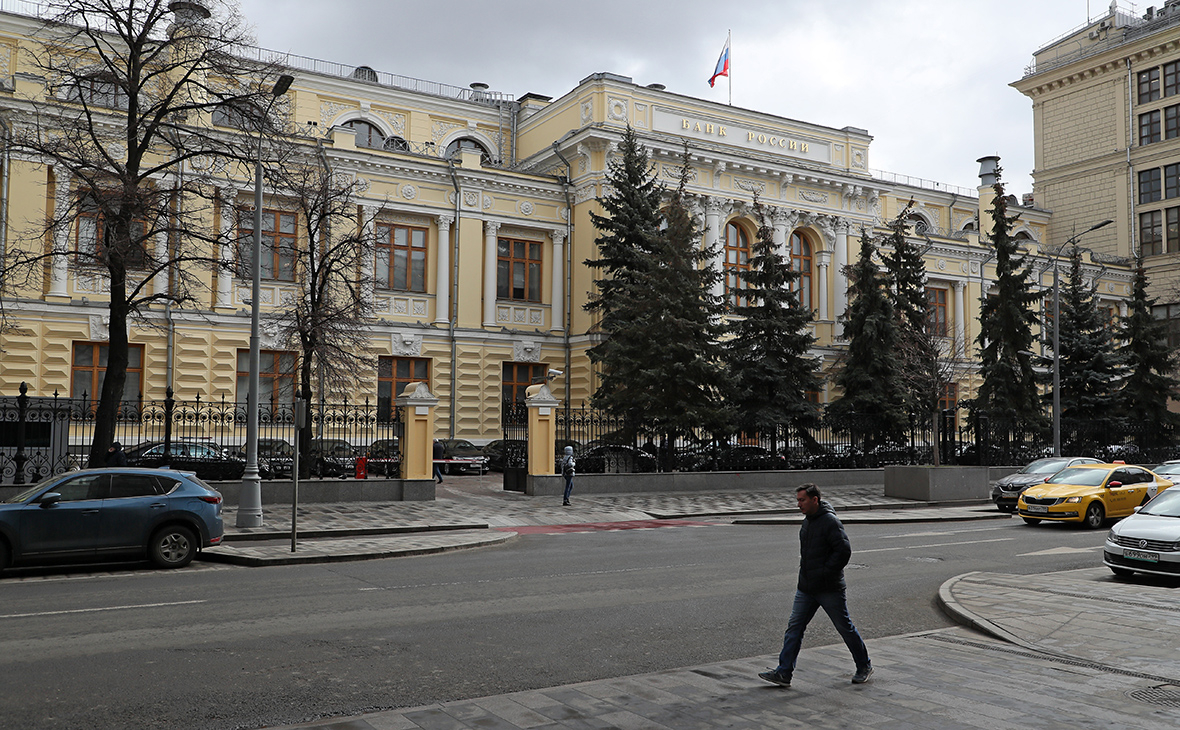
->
[0,515,1110,729]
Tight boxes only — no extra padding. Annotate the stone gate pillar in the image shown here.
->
[395,382,438,481]
[525,381,559,476]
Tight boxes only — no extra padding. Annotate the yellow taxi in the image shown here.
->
[1017,463,1173,529]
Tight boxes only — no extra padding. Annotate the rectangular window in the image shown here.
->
[502,361,547,403]
[496,238,543,302]
[238,208,296,282]
[1167,164,1180,199]
[1140,110,1162,145]
[375,223,427,292]
[1168,207,1180,254]
[377,356,429,419]
[1167,105,1180,139]
[76,196,147,268]
[1152,303,1180,349]
[1140,168,1163,203]
[71,342,144,401]
[926,287,948,337]
[1141,210,1164,256]
[236,350,297,405]
[938,382,958,413]
[1166,61,1180,97]
[1140,67,1161,104]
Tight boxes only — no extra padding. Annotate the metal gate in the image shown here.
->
[501,400,528,492]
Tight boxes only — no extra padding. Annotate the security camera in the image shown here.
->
[547,368,564,378]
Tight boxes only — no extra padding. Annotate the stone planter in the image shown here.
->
[883,465,991,502]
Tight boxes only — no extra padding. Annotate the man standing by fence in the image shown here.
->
[759,483,872,688]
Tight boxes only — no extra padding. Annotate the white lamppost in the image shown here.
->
[238,73,294,528]
[1049,218,1112,457]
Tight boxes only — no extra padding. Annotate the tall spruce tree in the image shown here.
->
[1117,262,1180,451]
[826,227,908,453]
[585,133,726,441]
[725,195,821,451]
[974,170,1046,451]
[1053,246,1125,452]
[883,200,927,330]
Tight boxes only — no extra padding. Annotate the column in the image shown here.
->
[550,228,565,333]
[770,208,789,256]
[394,382,438,485]
[953,280,966,357]
[482,220,500,327]
[153,229,169,297]
[833,218,850,320]
[216,191,235,308]
[49,167,71,297]
[360,205,376,308]
[704,197,726,301]
[815,251,831,321]
[435,214,452,324]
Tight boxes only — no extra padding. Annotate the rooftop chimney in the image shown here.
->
[977,155,1001,188]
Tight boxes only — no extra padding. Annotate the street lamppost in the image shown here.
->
[1049,218,1113,457]
[238,73,294,528]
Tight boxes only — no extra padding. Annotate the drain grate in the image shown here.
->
[1128,685,1180,707]
[906,556,942,563]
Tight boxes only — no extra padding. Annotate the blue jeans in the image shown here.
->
[563,475,574,502]
[776,588,870,676]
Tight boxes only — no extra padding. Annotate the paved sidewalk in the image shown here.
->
[204,478,1005,566]
[266,567,1180,730]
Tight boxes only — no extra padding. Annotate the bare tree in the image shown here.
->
[260,139,386,471]
[0,0,285,466]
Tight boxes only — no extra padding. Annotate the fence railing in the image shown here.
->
[1,385,401,485]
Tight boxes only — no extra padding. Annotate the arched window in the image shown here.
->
[906,213,931,235]
[444,137,493,165]
[790,231,813,309]
[724,222,752,308]
[344,120,385,149]
[1013,230,1033,241]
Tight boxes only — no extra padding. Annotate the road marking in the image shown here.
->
[0,599,206,620]
[877,525,1012,540]
[857,537,1016,554]
[1017,546,1103,556]
[359,563,710,591]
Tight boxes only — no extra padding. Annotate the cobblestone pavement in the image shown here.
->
[269,568,1180,729]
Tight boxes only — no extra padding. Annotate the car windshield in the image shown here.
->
[1140,488,1180,517]
[1153,462,1180,475]
[1045,466,1110,487]
[1024,459,1071,474]
[2,475,59,503]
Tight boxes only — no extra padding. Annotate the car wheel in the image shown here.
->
[1110,566,1134,577]
[149,525,197,569]
[1083,502,1105,529]
[997,504,1014,513]
[1021,517,1041,525]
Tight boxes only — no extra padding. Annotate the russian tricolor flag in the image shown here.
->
[709,38,730,88]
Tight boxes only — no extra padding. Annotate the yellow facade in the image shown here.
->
[0,6,1132,445]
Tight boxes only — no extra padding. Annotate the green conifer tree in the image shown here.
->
[725,195,821,452]
[974,170,1046,453]
[1053,246,1125,452]
[1117,262,1180,453]
[826,227,908,455]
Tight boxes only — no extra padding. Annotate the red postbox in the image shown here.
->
[355,454,368,479]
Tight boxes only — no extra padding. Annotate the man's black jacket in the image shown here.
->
[797,500,852,594]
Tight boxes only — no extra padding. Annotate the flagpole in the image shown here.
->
[727,29,732,106]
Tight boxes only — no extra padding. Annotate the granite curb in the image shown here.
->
[200,530,516,567]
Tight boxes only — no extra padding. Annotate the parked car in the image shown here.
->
[124,440,245,481]
[0,467,223,572]
[577,444,657,474]
[991,457,1102,512]
[437,438,488,475]
[683,444,787,472]
[1103,487,1180,578]
[229,438,294,479]
[483,439,527,472]
[1017,463,1173,529]
[308,438,356,478]
[1149,460,1180,478]
[366,439,401,476]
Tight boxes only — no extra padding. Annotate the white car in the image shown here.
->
[1103,488,1180,578]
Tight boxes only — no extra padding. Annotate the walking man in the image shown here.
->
[560,445,576,506]
[432,439,445,483]
[759,483,872,688]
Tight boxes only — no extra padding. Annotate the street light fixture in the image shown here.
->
[238,73,295,528]
[1049,218,1113,458]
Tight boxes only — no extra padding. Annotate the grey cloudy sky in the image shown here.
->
[237,0,1116,196]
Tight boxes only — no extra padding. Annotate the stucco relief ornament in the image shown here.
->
[483,195,494,210]
[320,101,356,127]
[398,184,416,200]
[580,99,593,125]
[88,315,109,342]
[798,189,828,204]
[607,97,628,122]
[463,191,480,208]
[392,333,422,356]
[519,201,534,216]
[514,340,540,362]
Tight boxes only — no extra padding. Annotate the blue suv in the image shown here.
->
[0,468,224,572]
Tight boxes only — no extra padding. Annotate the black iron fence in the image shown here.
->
[1,383,401,485]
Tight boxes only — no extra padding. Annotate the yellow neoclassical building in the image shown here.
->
[0,3,1135,445]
